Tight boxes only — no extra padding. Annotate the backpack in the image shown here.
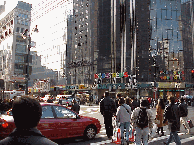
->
[136,108,148,129]
[178,103,188,117]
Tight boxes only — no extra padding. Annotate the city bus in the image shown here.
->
[4,90,25,100]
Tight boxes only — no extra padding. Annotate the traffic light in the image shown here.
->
[191,70,194,78]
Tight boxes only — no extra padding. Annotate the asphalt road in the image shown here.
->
[53,105,194,145]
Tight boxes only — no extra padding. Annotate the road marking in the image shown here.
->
[90,139,112,145]
[169,136,194,145]
[149,133,185,143]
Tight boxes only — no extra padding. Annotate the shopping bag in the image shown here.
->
[129,124,135,142]
[154,118,160,125]
[112,127,121,144]
[187,120,193,128]
[150,123,157,139]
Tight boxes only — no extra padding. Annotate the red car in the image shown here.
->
[0,103,101,140]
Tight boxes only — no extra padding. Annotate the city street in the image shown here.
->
[53,105,194,145]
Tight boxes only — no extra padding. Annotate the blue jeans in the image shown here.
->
[166,131,181,145]
[135,126,149,145]
[120,122,130,142]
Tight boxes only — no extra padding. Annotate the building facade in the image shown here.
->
[0,1,32,91]
[130,0,194,98]
[0,1,6,16]
[67,0,97,86]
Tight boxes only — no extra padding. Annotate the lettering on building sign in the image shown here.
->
[137,84,152,88]
[159,70,185,81]
[97,83,126,89]
[185,84,194,88]
[94,72,129,79]
[65,85,79,90]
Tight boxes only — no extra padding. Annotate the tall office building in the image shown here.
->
[0,1,32,90]
[67,0,98,86]
[0,1,6,16]
[130,0,194,97]
[67,0,132,88]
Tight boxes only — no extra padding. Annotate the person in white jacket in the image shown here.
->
[116,97,131,145]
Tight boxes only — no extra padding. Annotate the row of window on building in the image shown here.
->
[16,19,29,26]
[16,27,27,34]
[18,13,28,19]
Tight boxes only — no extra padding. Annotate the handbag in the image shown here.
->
[187,119,193,128]
[154,118,160,125]
[122,104,130,114]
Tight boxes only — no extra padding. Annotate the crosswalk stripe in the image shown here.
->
[149,133,185,143]
[90,139,112,145]
[169,136,194,145]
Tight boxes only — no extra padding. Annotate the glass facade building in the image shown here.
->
[130,0,194,97]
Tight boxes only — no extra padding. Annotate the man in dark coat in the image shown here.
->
[100,91,117,139]
[131,97,140,111]
[163,96,181,145]
[0,96,58,145]
[71,99,80,114]
[178,97,190,134]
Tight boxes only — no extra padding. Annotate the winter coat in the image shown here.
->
[116,104,131,124]
[100,96,117,116]
[131,107,154,129]
[178,102,188,117]
[163,103,180,132]
[131,100,140,111]
[71,103,80,114]
[115,99,120,108]
[0,128,58,145]
[156,105,164,127]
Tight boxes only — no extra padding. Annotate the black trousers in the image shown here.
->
[104,114,113,137]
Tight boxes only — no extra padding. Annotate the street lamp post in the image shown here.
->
[22,29,31,95]
[22,26,38,95]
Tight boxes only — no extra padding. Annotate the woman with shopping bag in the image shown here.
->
[116,97,131,145]
[156,98,165,136]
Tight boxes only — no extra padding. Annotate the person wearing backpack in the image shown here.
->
[131,98,154,145]
[178,97,190,134]
[116,97,131,145]
[163,96,181,145]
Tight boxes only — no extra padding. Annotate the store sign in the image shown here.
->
[137,83,152,88]
[79,84,85,89]
[158,82,185,88]
[65,85,79,89]
[94,72,129,79]
[97,83,126,89]
[185,84,194,88]
[159,70,185,81]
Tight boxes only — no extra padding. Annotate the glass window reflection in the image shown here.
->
[41,106,54,118]
[53,106,76,119]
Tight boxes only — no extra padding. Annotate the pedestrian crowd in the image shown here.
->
[100,91,192,145]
